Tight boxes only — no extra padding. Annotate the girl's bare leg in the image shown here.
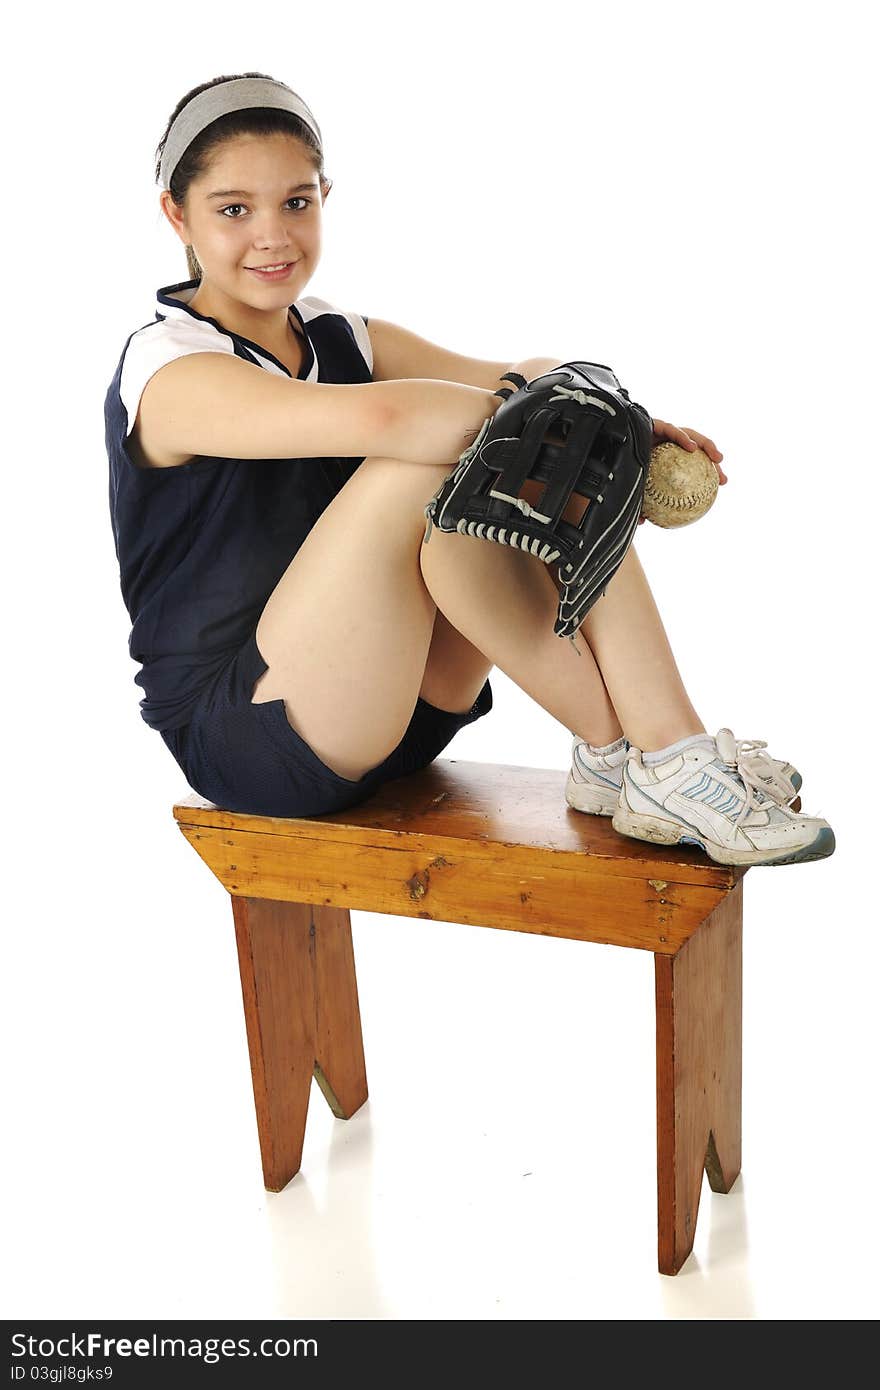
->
[252,455,704,790]
[577,544,706,750]
[419,529,623,747]
[418,533,706,753]
[252,457,453,783]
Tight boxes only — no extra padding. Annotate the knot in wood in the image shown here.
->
[407,870,429,901]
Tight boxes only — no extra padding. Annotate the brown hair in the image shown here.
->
[154,71,332,282]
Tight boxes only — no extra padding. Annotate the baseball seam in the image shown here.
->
[643,483,716,509]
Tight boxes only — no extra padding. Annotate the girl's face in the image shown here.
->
[162,132,326,317]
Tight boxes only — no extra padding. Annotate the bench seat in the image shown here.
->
[174,756,746,1275]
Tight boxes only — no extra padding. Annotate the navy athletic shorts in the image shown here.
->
[160,627,493,819]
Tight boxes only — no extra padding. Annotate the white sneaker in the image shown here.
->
[564,733,630,815]
[564,728,802,819]
[612,735,835,867]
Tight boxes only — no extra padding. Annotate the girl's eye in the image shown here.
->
[219,197,311,218]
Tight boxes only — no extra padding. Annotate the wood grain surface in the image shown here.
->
[655,879,743,1273]
[175,758,744,956]
[231,898,368,1192]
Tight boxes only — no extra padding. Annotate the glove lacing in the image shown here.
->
[422,417,494,546]
[549,385,617,417]
[714,729,798,825]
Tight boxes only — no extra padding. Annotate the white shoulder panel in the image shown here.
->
[119,317,236,437]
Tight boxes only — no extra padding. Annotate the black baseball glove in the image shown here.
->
[422,362,653,642]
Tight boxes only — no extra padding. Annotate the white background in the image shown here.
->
[3,0,877,1322]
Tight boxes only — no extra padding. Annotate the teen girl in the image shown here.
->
[105,71,834,868]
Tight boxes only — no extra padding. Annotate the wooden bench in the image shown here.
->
[173,756,745,1276]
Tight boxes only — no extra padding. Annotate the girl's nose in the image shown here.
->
[253,216,294,250]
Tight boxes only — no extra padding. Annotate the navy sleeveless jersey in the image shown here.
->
[104,280,373,732]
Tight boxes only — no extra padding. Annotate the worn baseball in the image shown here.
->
[642,441,719,528]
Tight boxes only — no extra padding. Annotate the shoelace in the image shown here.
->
[714,729,795,826]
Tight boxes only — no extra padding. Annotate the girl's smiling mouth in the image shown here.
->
[246,262,296,280]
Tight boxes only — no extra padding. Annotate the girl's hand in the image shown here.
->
[638,419,727,524]
[651,419,727,484]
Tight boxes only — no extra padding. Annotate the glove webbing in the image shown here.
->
[484,412,604,535]
[421,381,633,653]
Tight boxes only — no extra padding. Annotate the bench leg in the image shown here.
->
[654,879,743,1274]
[231,898,369,1192]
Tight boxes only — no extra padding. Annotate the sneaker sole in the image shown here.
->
[564,771,617,817]
[610,806,836,867]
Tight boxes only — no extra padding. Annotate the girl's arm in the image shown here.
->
[132,351,501,471]
[366,317,565,396]
[367,318,728,482]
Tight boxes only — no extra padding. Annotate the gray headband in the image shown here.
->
[160,77,322,189]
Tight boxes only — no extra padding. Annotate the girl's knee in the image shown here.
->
[354,457,454,529]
